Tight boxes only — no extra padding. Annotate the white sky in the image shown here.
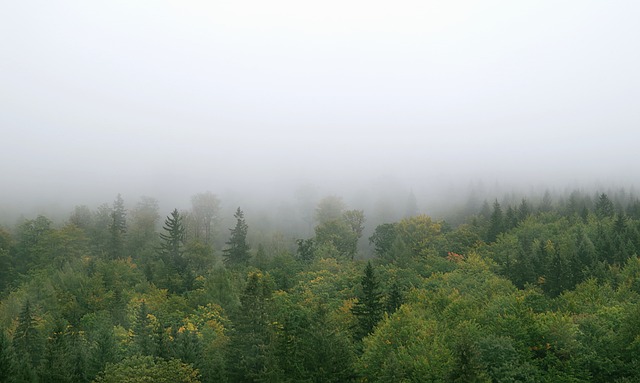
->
[1,0,639,208]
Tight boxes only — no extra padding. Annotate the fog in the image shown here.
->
[2,1,640,221]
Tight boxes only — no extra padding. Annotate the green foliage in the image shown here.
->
[395,214,442,256]
[486,200,504,243]
[223,207,251,267]
[93,355,200,383]
[158,209,190,293]
[108,194,127,260]
[369,223,398,258]
[227,271,274,382]
[0,330,17,383]
[5,189,640,382]
[358,305,451,382]
[295,238,315,261]
[189,192,221,246]
[315,196,346,224]
[351,262,384,340]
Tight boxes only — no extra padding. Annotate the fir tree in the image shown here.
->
[108,194,127,259]
[228,272,273,382]
[159,209,186,269]
[14,300,40,366]
[595,193,615,219]
[132,301,155,356]
[41,319,75,383]
[223,207,250,266]
[0,331,17,383]
[517,198,531,222]
[351,262,384,340]
[486,200,504,243]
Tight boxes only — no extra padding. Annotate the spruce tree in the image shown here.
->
[0,331,17,383]
[595,193,615,219]
[228,272,273,382]
[223,207,250,266]
[159,209,186,267]
[351,262,384,340]
[108,194,127,259]
[41,319,75,383]
[14,300,41,381]
[486,200,504,243]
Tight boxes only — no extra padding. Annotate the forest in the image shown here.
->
[2,188,640,382]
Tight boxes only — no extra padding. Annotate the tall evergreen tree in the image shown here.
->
[132,301,156,356]
[159,209,186,265]
[595,193,615,219]
[108,194,127,259]
[223,207,250,266]
[518,198,531,221]
[405,190,418,217]
[539,190,553,213]
[14,300,41,381]
[228,272,273,382]
[0,330,17,383]
[41,319,75,383]
[351,262,384,340]
[486,200,504,243]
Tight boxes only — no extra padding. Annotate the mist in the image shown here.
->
[2,1,639,222]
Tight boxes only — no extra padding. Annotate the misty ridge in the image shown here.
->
[3,180,640,256]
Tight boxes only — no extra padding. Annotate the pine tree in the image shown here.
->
[539,190,553,213]
[228,272,273,382]
[159,209,186,268]
[595,193,615,219]
[0,331,17,383]
[486,200,504,243]
[14,300,41,381]
[223,207,250,266]
[405,190,418,217]
[108,194,127,259]
[132,301,155,356]
[351,262,384,340]
[517,198,531,221]
[41,319,75,383]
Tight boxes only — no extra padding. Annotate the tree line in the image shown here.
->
[2,189,640,381]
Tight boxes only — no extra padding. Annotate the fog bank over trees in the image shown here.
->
[1,0,639,223]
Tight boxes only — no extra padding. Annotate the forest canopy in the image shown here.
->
[2,188,640,382]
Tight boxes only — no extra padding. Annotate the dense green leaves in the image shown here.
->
[4,189,640,382]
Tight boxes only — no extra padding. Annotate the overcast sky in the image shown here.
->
[1,0,639,212]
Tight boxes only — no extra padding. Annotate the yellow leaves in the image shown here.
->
[340,298,356,314]
[396,214,442,254]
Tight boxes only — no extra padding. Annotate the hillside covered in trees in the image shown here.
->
[3,189,640,382]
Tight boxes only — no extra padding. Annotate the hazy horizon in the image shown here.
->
[2,1,639,218]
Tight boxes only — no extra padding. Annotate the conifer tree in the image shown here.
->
[595,193,615,219]
[14,300,41,381]
[228,272,273,382]
[108,194,127,259]
[41,319,75,383]
[486,200,504,243]
[0,331,17,383]
[223,207,250,266]
[351,262,384,340]
[159,209,186,266]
